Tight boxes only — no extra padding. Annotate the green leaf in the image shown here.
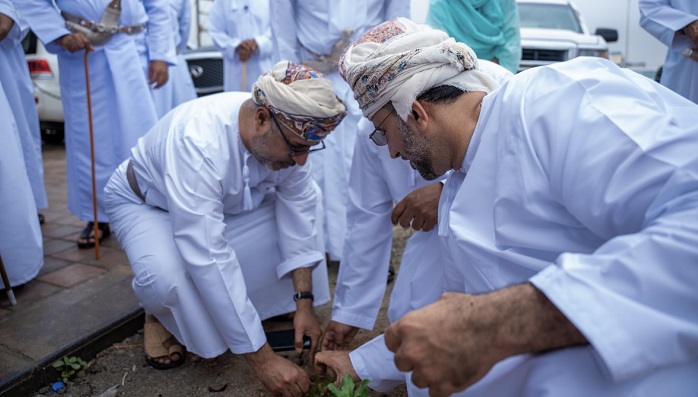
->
[340,374,354,394]
[52,361,64,369]
[326,382,343,397]
[69,363,81,370]
[355,379,370,397]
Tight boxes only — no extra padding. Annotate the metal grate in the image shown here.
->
[522,49,567,62]
[185,57,223,96]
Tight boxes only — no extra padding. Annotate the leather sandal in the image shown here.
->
[144,316,185,370]
[76,221,111,249]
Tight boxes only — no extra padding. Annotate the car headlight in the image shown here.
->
[577,49,609,59]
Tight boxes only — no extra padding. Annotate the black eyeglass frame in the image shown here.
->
[271,113,326,158]
[369,108,396,146]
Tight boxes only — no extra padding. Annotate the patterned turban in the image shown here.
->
[339,18,499,120]
[252,61,347,141]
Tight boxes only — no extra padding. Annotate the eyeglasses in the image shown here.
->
[369,108,396,146]
[271,113,326,158]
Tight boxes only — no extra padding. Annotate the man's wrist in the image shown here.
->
[293,291,314,302]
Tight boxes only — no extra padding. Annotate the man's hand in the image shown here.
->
[384,292,498,397]
[56,32,94,53]
[148,60,169,89]
[384,284,587,397]
[321,320,359,352]
[391,183,442,231]
[236,39,258,62]
[245,343,311,397]
[683,20,698,47]
[293,300,322,365]
[0,13,15,42]
[315,350,359,384]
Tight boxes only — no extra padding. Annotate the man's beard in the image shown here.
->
[396,117,439,180]
[250,131,294,170]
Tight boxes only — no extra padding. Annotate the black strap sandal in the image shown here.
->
[77,221,111,249]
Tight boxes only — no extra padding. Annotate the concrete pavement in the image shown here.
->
[0,144,143,397]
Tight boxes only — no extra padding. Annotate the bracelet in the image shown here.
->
[293,291,314,302]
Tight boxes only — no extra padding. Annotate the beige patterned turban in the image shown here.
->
[339,18,499,120]
[252,61,347,141]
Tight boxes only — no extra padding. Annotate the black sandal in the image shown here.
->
[77,221,111,249]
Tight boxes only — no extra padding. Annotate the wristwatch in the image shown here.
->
[293,291,314,302]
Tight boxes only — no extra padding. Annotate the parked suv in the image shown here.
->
[183,46,224,97]
[516,0,618,72]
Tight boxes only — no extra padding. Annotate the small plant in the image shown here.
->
[52,355,87,383]
[327,374,370,397]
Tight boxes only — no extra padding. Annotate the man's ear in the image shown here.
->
[408,100,429,132]
[255,106,272,131]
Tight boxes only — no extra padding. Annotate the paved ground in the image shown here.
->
[0,143,412,397]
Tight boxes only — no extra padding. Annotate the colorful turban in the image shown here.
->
[339,18,500,120]
[252,61,347,141]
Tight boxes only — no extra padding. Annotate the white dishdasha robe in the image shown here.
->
[270,0,411,260]
[408,57,698,396]
[104,92,330,357]
[0,79,43,287]
[17,0,173,222]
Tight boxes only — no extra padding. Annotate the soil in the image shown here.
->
[32,227,414,397]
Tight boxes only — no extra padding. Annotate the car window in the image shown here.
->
[518,3,582,33]
[22,31,37,55]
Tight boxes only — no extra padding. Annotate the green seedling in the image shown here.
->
[327,374,370,397]
[52,355,87,383]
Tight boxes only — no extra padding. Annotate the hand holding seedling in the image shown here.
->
[384,284,587,397]
[391,183,442,232]
[314,350,358,385]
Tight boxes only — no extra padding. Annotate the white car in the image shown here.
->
[516,0,618,72]
[23,31,64,143]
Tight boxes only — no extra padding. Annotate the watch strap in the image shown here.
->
[293,291,314,302]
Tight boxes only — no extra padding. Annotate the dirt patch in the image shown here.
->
[33,227,414,397]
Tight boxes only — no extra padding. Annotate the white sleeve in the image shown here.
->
[332,130,395,330]
[273,165,324,279]
[253,4,273,57]
[523,60,698,382]
[12,0,70,53]
[639,0,698,46]
[207,0,241,59]
[350,335,406,393]
[144,0,176,64]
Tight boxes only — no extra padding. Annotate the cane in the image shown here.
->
[0,254,17,305]
[241,60,247,92]
[84,50,100,260]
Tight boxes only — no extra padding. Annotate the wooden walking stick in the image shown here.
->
[84,50,100,260]
[0,254,17,305]
[241,60,247,92]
